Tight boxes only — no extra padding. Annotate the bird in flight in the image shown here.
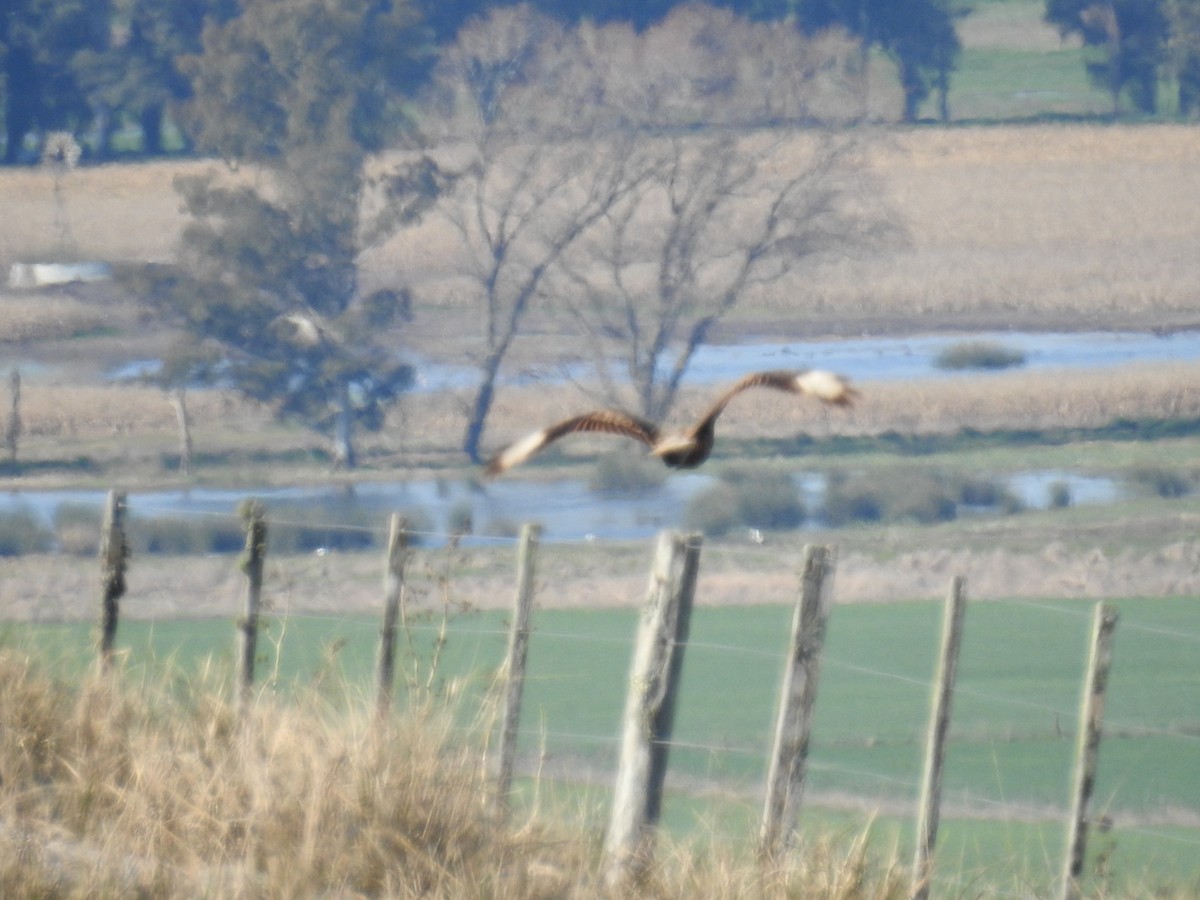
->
[484,369,856,476]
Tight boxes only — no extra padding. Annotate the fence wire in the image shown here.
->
[4,497,1200,891]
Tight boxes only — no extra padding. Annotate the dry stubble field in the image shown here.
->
[3,123,1200,615]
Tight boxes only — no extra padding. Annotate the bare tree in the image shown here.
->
[414,4,889,461]
[434,132,657,461]
[552,132,897,421]
[425,3,866,136]
[424,4,584,135]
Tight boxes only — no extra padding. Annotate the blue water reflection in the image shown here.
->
[1,468,1127,550]
[415,330,1200,390]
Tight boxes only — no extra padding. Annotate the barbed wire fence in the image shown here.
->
[5,490,1200,896]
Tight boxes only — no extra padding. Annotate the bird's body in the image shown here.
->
[484,369,856,476]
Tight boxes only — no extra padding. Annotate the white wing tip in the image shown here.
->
[796,370,857,405]
[485,429,549,476]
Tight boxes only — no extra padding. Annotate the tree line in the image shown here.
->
[12,0,1198,166]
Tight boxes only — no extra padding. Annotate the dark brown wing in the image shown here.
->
[485,409,660,476]
[687,369,857,436]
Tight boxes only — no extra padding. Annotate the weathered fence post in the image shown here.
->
[236,501,267,711]
[377,514,410,715]
[97,489,128,671]
[1059,602,1119,900]
[169,388,192,475]
[911,575,969,900]
[5,367,20,464]
[603,530,702,888]
[759,544,833,859]
[493,522,542,814]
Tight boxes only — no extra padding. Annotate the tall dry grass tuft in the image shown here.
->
[0,652,540,897]
[646,826,906,899]
[0,648,908,898]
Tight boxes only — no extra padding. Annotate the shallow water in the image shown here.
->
[10,329,1191,547]
[414,329,1200,390]
[1,468,1127,549]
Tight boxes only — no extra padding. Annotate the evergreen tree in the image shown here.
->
[1167,0,1200,116]
[74,0,239,157]
[796,0,962,121]
[1045,0,1170,114]
[139,0,440,468]
[0,0,109,163]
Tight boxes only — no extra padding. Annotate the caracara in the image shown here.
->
[484,369,856,476]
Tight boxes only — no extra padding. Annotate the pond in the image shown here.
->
[1,469,1125,550]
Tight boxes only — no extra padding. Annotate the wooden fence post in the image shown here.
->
[603,530,702,889]
[97,489,128,671]
[493,522,542,814]
[377,514,410,715]
[5,367,20,464]
[759,544,833,859]
[911,575,969,900]
[169,388,192,475]
[1060,602,1119,900]
[236,501,267,711]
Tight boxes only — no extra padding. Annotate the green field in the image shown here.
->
[930,0,1116,121]
[941,47,1112,120]
[9,594,1199,895]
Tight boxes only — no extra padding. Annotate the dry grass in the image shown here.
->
[0,160,213,267]
[454,360,1200,458]
[15,385,253,440]
[840,361,1200,437]
[362,123,1200,339]
[3,123,1198,336]
[0,293,117,343]
[5,357,1200,486]
[0,648,906,898]
[794,125,1200,331]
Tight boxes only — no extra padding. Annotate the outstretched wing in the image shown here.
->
[485,409,660,476]
[689,369,858,435]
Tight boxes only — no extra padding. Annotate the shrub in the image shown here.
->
[822,469,959,526]
[684,483,742,536]
[933,340,1026,371]
[589,452,667,493]
[481,516,522,540]
[685,469,805,536]
[446,500,474,536]
[888,473,958,524]
[53,502,103,555]
[1048,480,1073,508]
[128,515,245,555]
[0,508,53,556]
[958,478,1024,514]
[822,471,883,526]
[1129,466,1193,499]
